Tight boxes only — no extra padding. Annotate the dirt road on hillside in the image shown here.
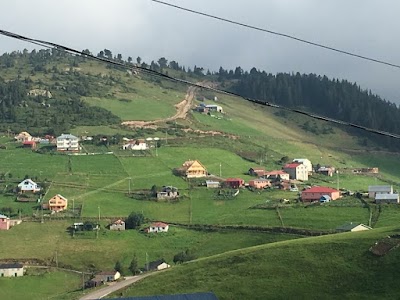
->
[122,84,198,127]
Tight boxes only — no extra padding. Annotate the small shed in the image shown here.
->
[206,180,220,188]
[145,259,171,271]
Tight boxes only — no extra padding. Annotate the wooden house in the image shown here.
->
[47,194,68,212]
[181,160,207,178]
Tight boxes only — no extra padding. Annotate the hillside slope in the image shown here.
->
[117,227,400,299]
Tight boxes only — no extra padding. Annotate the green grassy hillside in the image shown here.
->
[1,50,400,299]
[117,227,400,300]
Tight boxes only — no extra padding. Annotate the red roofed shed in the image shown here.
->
[301,186,340,202]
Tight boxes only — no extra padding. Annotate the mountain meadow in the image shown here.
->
[0,49,400,299]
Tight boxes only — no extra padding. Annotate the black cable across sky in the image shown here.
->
[148,0,400,70]
[1,28,400,140]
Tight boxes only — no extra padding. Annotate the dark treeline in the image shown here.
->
[218,67,400,150]
[0,49,121,135]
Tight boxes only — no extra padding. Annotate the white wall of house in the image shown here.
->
[149,224,169,233]
[157,262,171,270]
[57,134,79,151]
[293,159,313,174]
[18,179,40,192]
[0,266,24,277]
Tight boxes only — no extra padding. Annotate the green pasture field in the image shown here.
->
[0,269,82,300]
[116,226,400,300]
[0,221,301,272]
[71,125,133,136]
[0,143,399,231]
[83,79,185,121]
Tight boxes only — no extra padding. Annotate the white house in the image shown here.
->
[18,179,41,193]
[145,259,171,271]
[206,180,220,188]
[283,163,308,181]
[122,140,148,150]
[57,134,79,152]
[110,219,126,231]
[145,222,169,233]
[368,185,393,198]
[336,223,372,232]
[0,263,24,277]
[375,194,399,204]
[205,104,223,113]
[293,158,313,174]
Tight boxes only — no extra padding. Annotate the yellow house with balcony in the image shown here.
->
[182,160,207,178]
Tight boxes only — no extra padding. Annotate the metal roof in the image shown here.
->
[368,185,392,192]
[375,194,399,200]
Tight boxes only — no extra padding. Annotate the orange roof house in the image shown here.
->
[181,160,207,178]
[47,194,68,212]
[249,178,271,189]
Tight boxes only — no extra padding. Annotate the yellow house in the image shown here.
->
[14,131,32,142]
[182,160,207,178]
[48,194,68,212]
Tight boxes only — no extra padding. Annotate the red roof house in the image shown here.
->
[145,222,169,233]
[301,186,340,202]
[283,163,308,181]
[224,178,245,189]
[0,214,10,230]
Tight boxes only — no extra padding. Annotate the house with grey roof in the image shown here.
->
[57,133,79,152]
[368,185,393,198]
[0,263,24,277]
[375,193,399,204]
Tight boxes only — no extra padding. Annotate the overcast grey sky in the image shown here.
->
[1,0,399,103]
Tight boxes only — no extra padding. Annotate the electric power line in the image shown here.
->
[1,29,400,140]
[148,0,400,70]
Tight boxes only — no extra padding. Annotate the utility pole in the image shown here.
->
[55,250,58,268]
[128,177,131,195]
[219,163,222,178]
[336,170,340,190]
[146,252,149,272]
[72,198,75,219]
[82,272,85,291]
[98,206,100,222]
